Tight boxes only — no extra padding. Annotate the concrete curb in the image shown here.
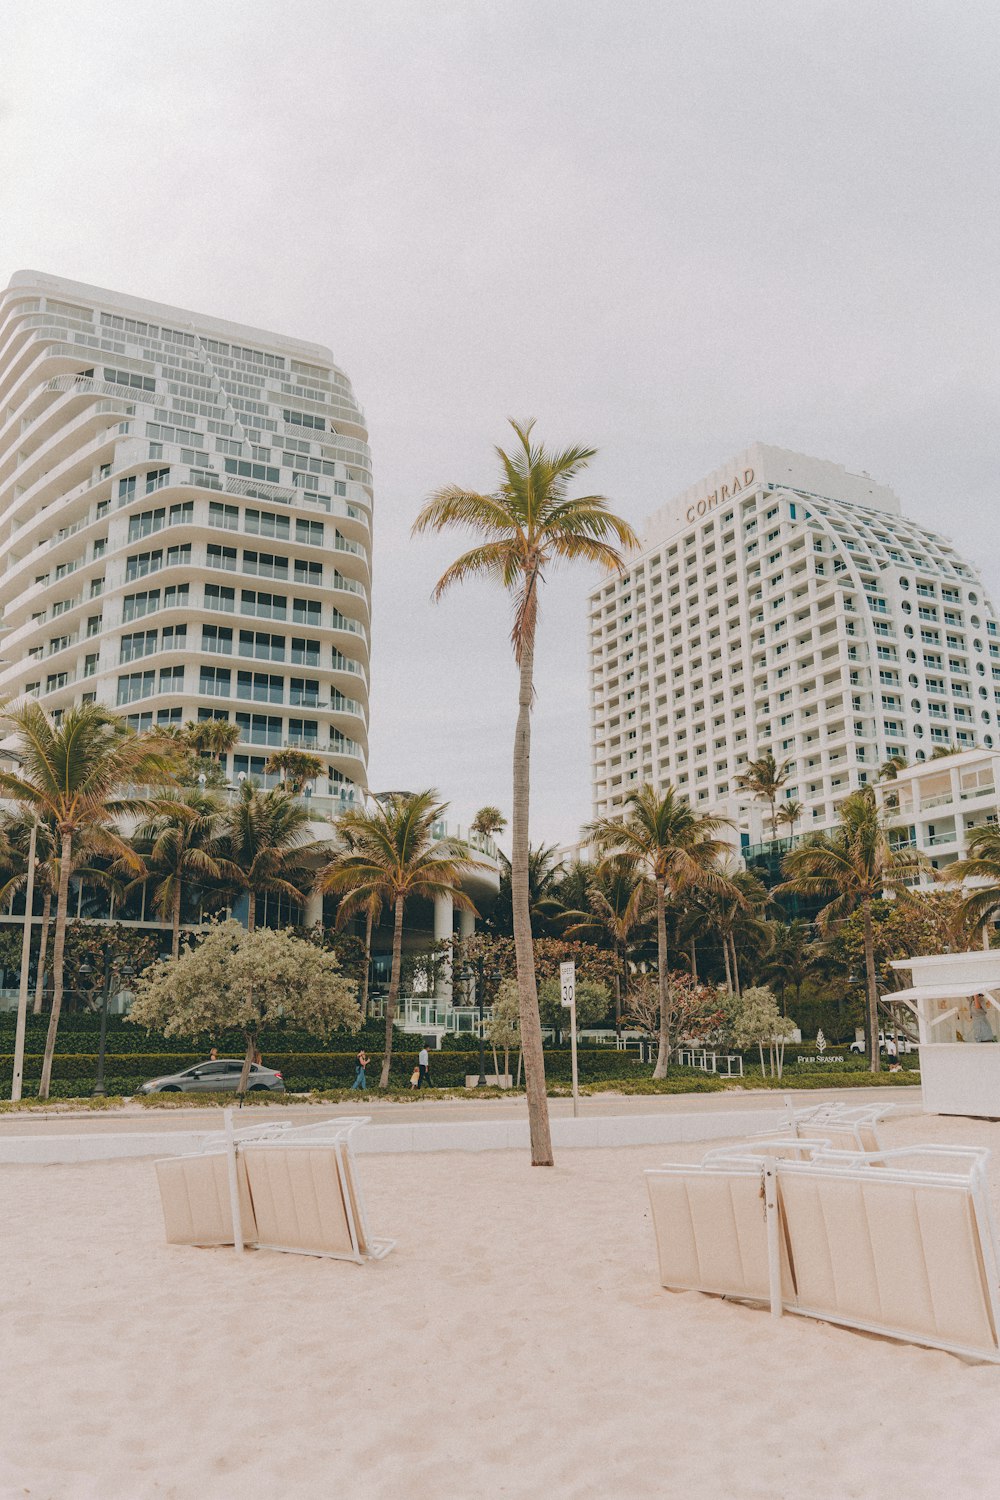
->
[0,1108,788,1164]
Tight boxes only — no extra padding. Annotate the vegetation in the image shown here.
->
[127,922,360,1090]
[735,751,791,839]
[414,417,638,1165]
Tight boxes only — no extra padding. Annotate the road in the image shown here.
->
[0,1085,918,1135]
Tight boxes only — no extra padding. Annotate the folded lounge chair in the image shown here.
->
[155,1112,394,1263]
[645,1145,1000,1362]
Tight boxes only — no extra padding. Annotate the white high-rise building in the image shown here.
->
[0,272,372,808]
[589,443,1000,842]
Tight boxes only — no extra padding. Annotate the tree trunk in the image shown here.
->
[247,890,256,932]
[722,935,733,992]
[32,887,51,1016]
[614,971,622,1039]
[862,897,881,1075]
[360,905,374,1020]
[653,877,671,1079]
[379,894,405,1088]
[729,932,741,998]
[38,830,73,1100]
[511,617,553,1164]
[171,883,182,963]
[238,1033,255,1093]
[689,935,698,981]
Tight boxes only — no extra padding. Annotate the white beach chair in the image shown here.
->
[645,1145,1000,1362]
[155,1148,256,1248]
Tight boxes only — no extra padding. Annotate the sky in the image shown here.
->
[4,0,1000,848]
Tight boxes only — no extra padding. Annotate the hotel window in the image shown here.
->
[209,502,240,531]
[118,670,155,705]
[120,630,157,663]
[239,630,285,661]
[206,584,236,613]
[243,550,288,580]
[159,665,184,692]
[207,544,238,571]
[291,637,320,667]
[296,519,324,546]
[245,509,290,540]
[241,589,287,620]
[161,625,187,650]
[235,712,283,747]
[203,625,233,654]
[294,559,322,585]
[237,670,284,704]
[290,677,321,707]
[288,718,319,745]
[145,467,170,494]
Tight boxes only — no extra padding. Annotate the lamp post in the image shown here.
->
[81,948,137,1097]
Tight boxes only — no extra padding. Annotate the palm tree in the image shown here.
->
[879,754,908,781]
[776,799,803,839]
[764,919,826,1015]
[736,751,791,840]
[491,843,568,937]
[265,747,326,794]
[562,859,654,1032]
[688,869,770,997]
[413,419,638,1165]
[131,791,234,960]
[947,825,1000,941]
[777,787,924,1073]
[184,718,241,763]
[223,780,325,931]
[587,784,735,1078]
[470,806,507,840]
[0,703,174,1098]
[316,791,481,1088]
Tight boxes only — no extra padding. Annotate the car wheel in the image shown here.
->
[250,1083,268,1091]
[160,1085,181,1092]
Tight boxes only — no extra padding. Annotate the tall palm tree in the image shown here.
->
[778,787,924,1073]
[0,703,174,1098]
[764,919,826,1015]
[130,790,235,960]
[470,806,507,841]
[587,784,735,1078]
[688,869,770,997]
[879,753,908,781]
[776,799,803,840]
[492,843,568,937]
[316,791,481,1087]
[223,780,324,931]
[562,859,654,1031]
[413,419,638,1164]
[736,751,791,840]
[265,747,326,794]
[947,825,1000,941]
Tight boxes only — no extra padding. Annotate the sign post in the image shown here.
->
[560,960,579,1118]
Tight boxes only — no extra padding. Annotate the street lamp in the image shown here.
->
[81,950,137,1097]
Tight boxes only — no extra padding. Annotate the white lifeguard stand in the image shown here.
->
[889,951,1000,1117]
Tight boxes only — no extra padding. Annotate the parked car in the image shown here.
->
[849,1032,917,1056]
[137,1059,285,1094]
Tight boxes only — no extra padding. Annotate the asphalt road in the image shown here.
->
[0,1085,918,1135]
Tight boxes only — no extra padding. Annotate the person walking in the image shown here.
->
[418,1044,430,1088]
[351,1049,370,1090]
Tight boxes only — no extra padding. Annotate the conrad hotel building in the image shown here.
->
[589,443,1000,843]
[0,272,371,809]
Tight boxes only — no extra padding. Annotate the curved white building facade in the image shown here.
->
[590,444,1000,839]
[0,272,372,808]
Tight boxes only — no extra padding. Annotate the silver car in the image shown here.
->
[137,1059,285,1093]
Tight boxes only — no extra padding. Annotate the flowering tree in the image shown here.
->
[623,971,725,1071]
[724,985,797,1078]
[127,922,360,1090]
[485,978,521,1085]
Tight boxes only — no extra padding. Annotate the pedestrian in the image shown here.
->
[209,1047,218,1061]
[418,1044,430,1088]
[253,1047,262,1066]
[409,1064,420,1089]
[971,995,995,1042]
[351,1049,370,1090]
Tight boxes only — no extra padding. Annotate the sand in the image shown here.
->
[3,1113,1000,1500]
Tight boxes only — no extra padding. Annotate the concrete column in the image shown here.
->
[458,908,475,941]
[434,892,453,1001]
[304,890,323,929]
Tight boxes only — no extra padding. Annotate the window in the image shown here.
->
[117,671,155,705]
[237,670,284,704]
[105,367,155,392]
[243,550,288,579]
[291,637,320,667]
[224,459,280,484]
[86,614,102,638]
[118,476,136,504]
[209,502,240,531]
[294,559,322,586]
[45,672,67,693]
[128,508,166,542]
[83,653,99,678]
[295,519,324,546]
[288,718,319,745]
[203,625,233,654]
[166,544,190,568]
[241,589,287,620]
[290,677,320,707]
[200,666,231,696]
[207,544,238,571]
[205,584,236,613]
[293,597,321,626]
[126,550,162,581]
[282,408,325,431]
[235,712,283,747]
[245,509,289,540]
[239,630,285,661]
[120,630,157,663]
[159,665,183,692]
[145,467,170,494]
[161,624,187,650]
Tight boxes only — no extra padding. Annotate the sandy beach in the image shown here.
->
[4,1112,1000,1500]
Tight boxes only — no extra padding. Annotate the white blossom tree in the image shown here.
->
[725,984,797,1079]
[127,922,360,1090]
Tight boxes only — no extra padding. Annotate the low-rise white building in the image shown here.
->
[877,747,1000,883]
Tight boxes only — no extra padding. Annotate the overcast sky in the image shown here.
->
[5,1,1000,849]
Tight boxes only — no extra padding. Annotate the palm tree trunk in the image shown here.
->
[862,897,881,1075]
[360,905,374,1020]
[729,932,741,998]
[653,876,671,1079]
[511,622,553,1164]
[689,935,698,981]
[247,890,256,932]
[38,830,72,1100]
[379,894,404,1088]
[32,887,51,1015]
[722,935,733,992]
[171,884,182,963]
